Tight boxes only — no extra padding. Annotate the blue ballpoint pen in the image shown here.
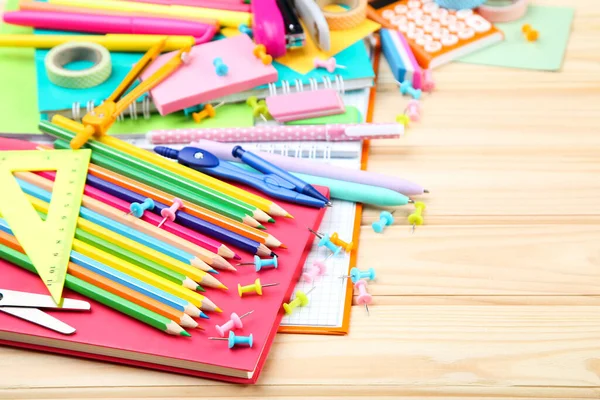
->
[154,146,328,208]
[231,145,332,206]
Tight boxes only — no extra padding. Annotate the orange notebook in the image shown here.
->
[0,137,327,384]
[370,0,503,69]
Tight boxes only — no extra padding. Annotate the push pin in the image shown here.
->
[422,69,435,92]
[405,99,421,122]
[258,99,272,119]
[246,96,270,122]
[522,24,539,41]
[397,80,422,100]
[127,198,154,218]
[237,255,278,272]
[372,211,395,233]
[238,23,253,38]
[213,57,228,76]
[308,228,341,255]
[253,44,273,65]
[282,287,315,315]
[343,267,376,283]
[238,278,279,297]
[158,198,183,228]
[408,201,426,233]
[192,102,225,124]
[313,57,347,73]
[209,331,253,349]
[330,232,354,252]
[215,310,254,337]
[183,104,204,117]
[301,258,328,283]
[354,279,372,315]
[396,113,410,126]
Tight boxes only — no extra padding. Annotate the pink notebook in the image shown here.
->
[141,35,278,115]
[0,137,327,384]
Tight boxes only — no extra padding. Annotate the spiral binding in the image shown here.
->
[69,96,153,122]
[253,143,333,161]
[267,75,346,97]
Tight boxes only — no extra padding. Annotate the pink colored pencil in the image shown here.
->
[126,0,251,12]
[36,171,240,260]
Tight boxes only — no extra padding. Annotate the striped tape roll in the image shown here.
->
[45,42,112,89]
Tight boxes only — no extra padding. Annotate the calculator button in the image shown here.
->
[406,29,417,39]
[423,23,434,33]
[456,21,467,31]
[456,9,473,19]
[430,21,441,30]
[422,14,433,24]
[397,22,409,32]
[407,0,421,8]
[458,27,475,39]
[441,34,459,46]
[391,15,408,25]
[394,4,408,14]
[382,9,396,19]
[431,28,442,39]
[414,15,426,26]
[447,22,458,33]
[407,8,424,20]
[424,41,442,53]
[430,8,448,20]
[466,15,492,32]
[422,2,439,13]
[407,21,416,31]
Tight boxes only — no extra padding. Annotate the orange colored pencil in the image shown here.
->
[0,230,201,329]
[88,164,284,248]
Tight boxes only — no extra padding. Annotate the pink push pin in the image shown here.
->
[301,259,327,284]
[354,279,372,315]
[158,198,183,228]
[215,310,254,337]
[422,69,435,93]
[313,57,347,73]
[405,100,421,122]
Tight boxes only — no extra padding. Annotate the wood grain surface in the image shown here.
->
[1,0,599,398]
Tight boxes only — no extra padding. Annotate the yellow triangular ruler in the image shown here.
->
[0,150,91,304]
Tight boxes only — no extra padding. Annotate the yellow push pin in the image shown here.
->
[282,287,315,314]
[396,114,410,126]
[330,232,354,252]
[522,24,539,42]
[237,278,279,297]
[191,101,225,124]
[408,201,426,234]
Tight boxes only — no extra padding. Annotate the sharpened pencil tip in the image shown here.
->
[270,252,278,257]
[257,224,266,230]
[215,306,223,313]
[219,283,229,290]
[280,244,288,249]
[268,218,275,223]
[195,325,205,331]
[408,199,414,204]
[234,254,242,260]
[285,213,294,219]
[200,311,209,319]
[180,331,192,337]
[196,285,206,292]
[210,269,219,275]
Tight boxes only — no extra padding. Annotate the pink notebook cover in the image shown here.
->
[141,35,278,115]
[0,137,327,384]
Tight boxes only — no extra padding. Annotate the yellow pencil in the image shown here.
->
[49,0,251,28]
[17,171,235,272]
[23,193,225,290]
[97,135,292,218]
[0,33,195,52]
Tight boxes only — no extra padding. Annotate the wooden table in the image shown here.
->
[1,1,600,398]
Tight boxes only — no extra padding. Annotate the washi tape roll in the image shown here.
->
[44,42,112,89]
[477,0,529,22]
[315,0,367,31]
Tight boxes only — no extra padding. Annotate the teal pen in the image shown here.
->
[234,163,412,206]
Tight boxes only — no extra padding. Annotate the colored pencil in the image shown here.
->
[0,242,191,336]
[81,171,277,256]
[0,230,200,328]
[0,222,217,313]
[17,179,213,273]
[43,125,274,222]
[89,163,285,247]
[99,134,290,217]
[20,171,235,271]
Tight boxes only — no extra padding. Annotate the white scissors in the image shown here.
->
[0,289,91,335]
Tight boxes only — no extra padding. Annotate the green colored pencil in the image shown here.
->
[0,243,191,337]
[41,121,271,223]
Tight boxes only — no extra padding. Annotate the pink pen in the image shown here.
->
[127,0,251,12]
[3,10,217,43]
[190,140,426,196]
[147,123,404,144]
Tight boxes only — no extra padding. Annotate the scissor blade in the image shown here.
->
[0,307,76,335]
[0,289,90,310]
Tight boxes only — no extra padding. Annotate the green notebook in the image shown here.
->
[0,0,39,134]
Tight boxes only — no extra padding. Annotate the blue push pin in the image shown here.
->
[399,80,422,100]
[127,198,155,218]
[372,211,395,233]
[238,23,253,38]
[308,228,342,255]
[209,331,253,349]
[183,104,204,117]
[237,255,278,272]
[213,57,228,76]
[349,267,376,283]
